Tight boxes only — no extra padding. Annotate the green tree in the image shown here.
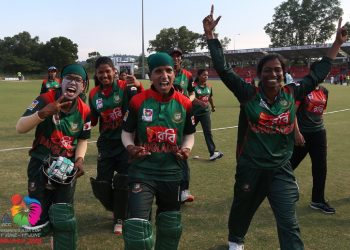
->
[148,26,231,54]
[148,26,201,54]
[264,0,343,47]
[38,37,78,70]
[197,34,231,50]
[0,31,42,73]
[85,51,101,74]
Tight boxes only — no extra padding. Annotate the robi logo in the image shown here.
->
[146,126,177,145]
[259,111,290,126]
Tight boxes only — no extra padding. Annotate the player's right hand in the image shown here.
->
[126,145,151,160]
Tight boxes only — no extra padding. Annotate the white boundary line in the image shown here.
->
[1,108,349,153]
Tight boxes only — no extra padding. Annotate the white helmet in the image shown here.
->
[42,156,77,185]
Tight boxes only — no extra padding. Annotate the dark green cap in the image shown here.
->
[147,52,174,74]
[61,64,87,81]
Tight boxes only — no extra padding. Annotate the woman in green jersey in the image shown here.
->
[203,5,348,250]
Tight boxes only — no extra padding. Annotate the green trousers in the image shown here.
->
[228,161,304,250]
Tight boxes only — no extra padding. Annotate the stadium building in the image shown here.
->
[184,42,350,83]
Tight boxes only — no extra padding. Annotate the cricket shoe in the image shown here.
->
[210,151,224,161]
[181,190,194,203]
[310,201,335,214]
[228,241,244,250]
[114,220,123,235]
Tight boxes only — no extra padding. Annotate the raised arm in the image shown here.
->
[202,5,256,102]
[326,17,348,60]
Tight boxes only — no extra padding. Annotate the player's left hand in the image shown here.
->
[203,5,221,39]
[336,17,348,45]
[126,75,141,88]
[175,147,191,160]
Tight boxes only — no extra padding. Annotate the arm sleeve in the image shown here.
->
[181,133,195,150]
[183,107,196,135]
[207,39,256,103]
[16,111,45,133]
[121,130,135,148]
[294,57,333,99]
[75,139,88,160]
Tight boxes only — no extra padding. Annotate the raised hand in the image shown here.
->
[327,17,349,59]
[202,5,221,39]
[38,94,72,119]
[126,75,141,88]
[335,17,348,45]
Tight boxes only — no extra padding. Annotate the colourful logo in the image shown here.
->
[10,194,41,227]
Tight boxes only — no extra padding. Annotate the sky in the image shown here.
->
[1,0,349,61]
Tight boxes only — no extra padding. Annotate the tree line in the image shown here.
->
[0,0,348,76]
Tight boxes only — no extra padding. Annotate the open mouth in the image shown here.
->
[160,81,170,88]
[66,87,77,97]
[267,79,278,84]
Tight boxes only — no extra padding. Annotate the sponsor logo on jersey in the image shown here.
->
[279,99,289,108]
[259,111,290,127]
[250,111,293,134]
[96,98,103,109]
[311,105,324,114]
[146,126,177,145]
[114,94,121,104]
[306,91,326,114]
[70,122,78,132]
[100,108,123,130]
[142,108,153,122]
[27,100,39,111]
[172,112,183,123]
[196,89,202,94]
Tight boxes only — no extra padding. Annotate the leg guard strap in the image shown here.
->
[123,218,154,250]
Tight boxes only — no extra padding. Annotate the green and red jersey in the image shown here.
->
[23,90,91,161]
[208,39,332,169]
[123,86,196,181]
[296,86,328,133]
[40,78,62,94]
[89,80,128,140]
[174,68,194,97]
[192,82,213,116]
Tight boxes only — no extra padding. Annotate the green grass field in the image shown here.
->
[0,80,349,249]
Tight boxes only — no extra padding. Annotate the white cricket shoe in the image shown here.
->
[210,151,224,161]
[228,241,244,250]
[181,190,194,203]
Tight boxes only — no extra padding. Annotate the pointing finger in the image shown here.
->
[210,4,214,17]
[338,17,342,30]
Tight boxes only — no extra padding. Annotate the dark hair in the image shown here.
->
[94,56,115,86]
[256,53,286,77]
[194,68,208,83]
